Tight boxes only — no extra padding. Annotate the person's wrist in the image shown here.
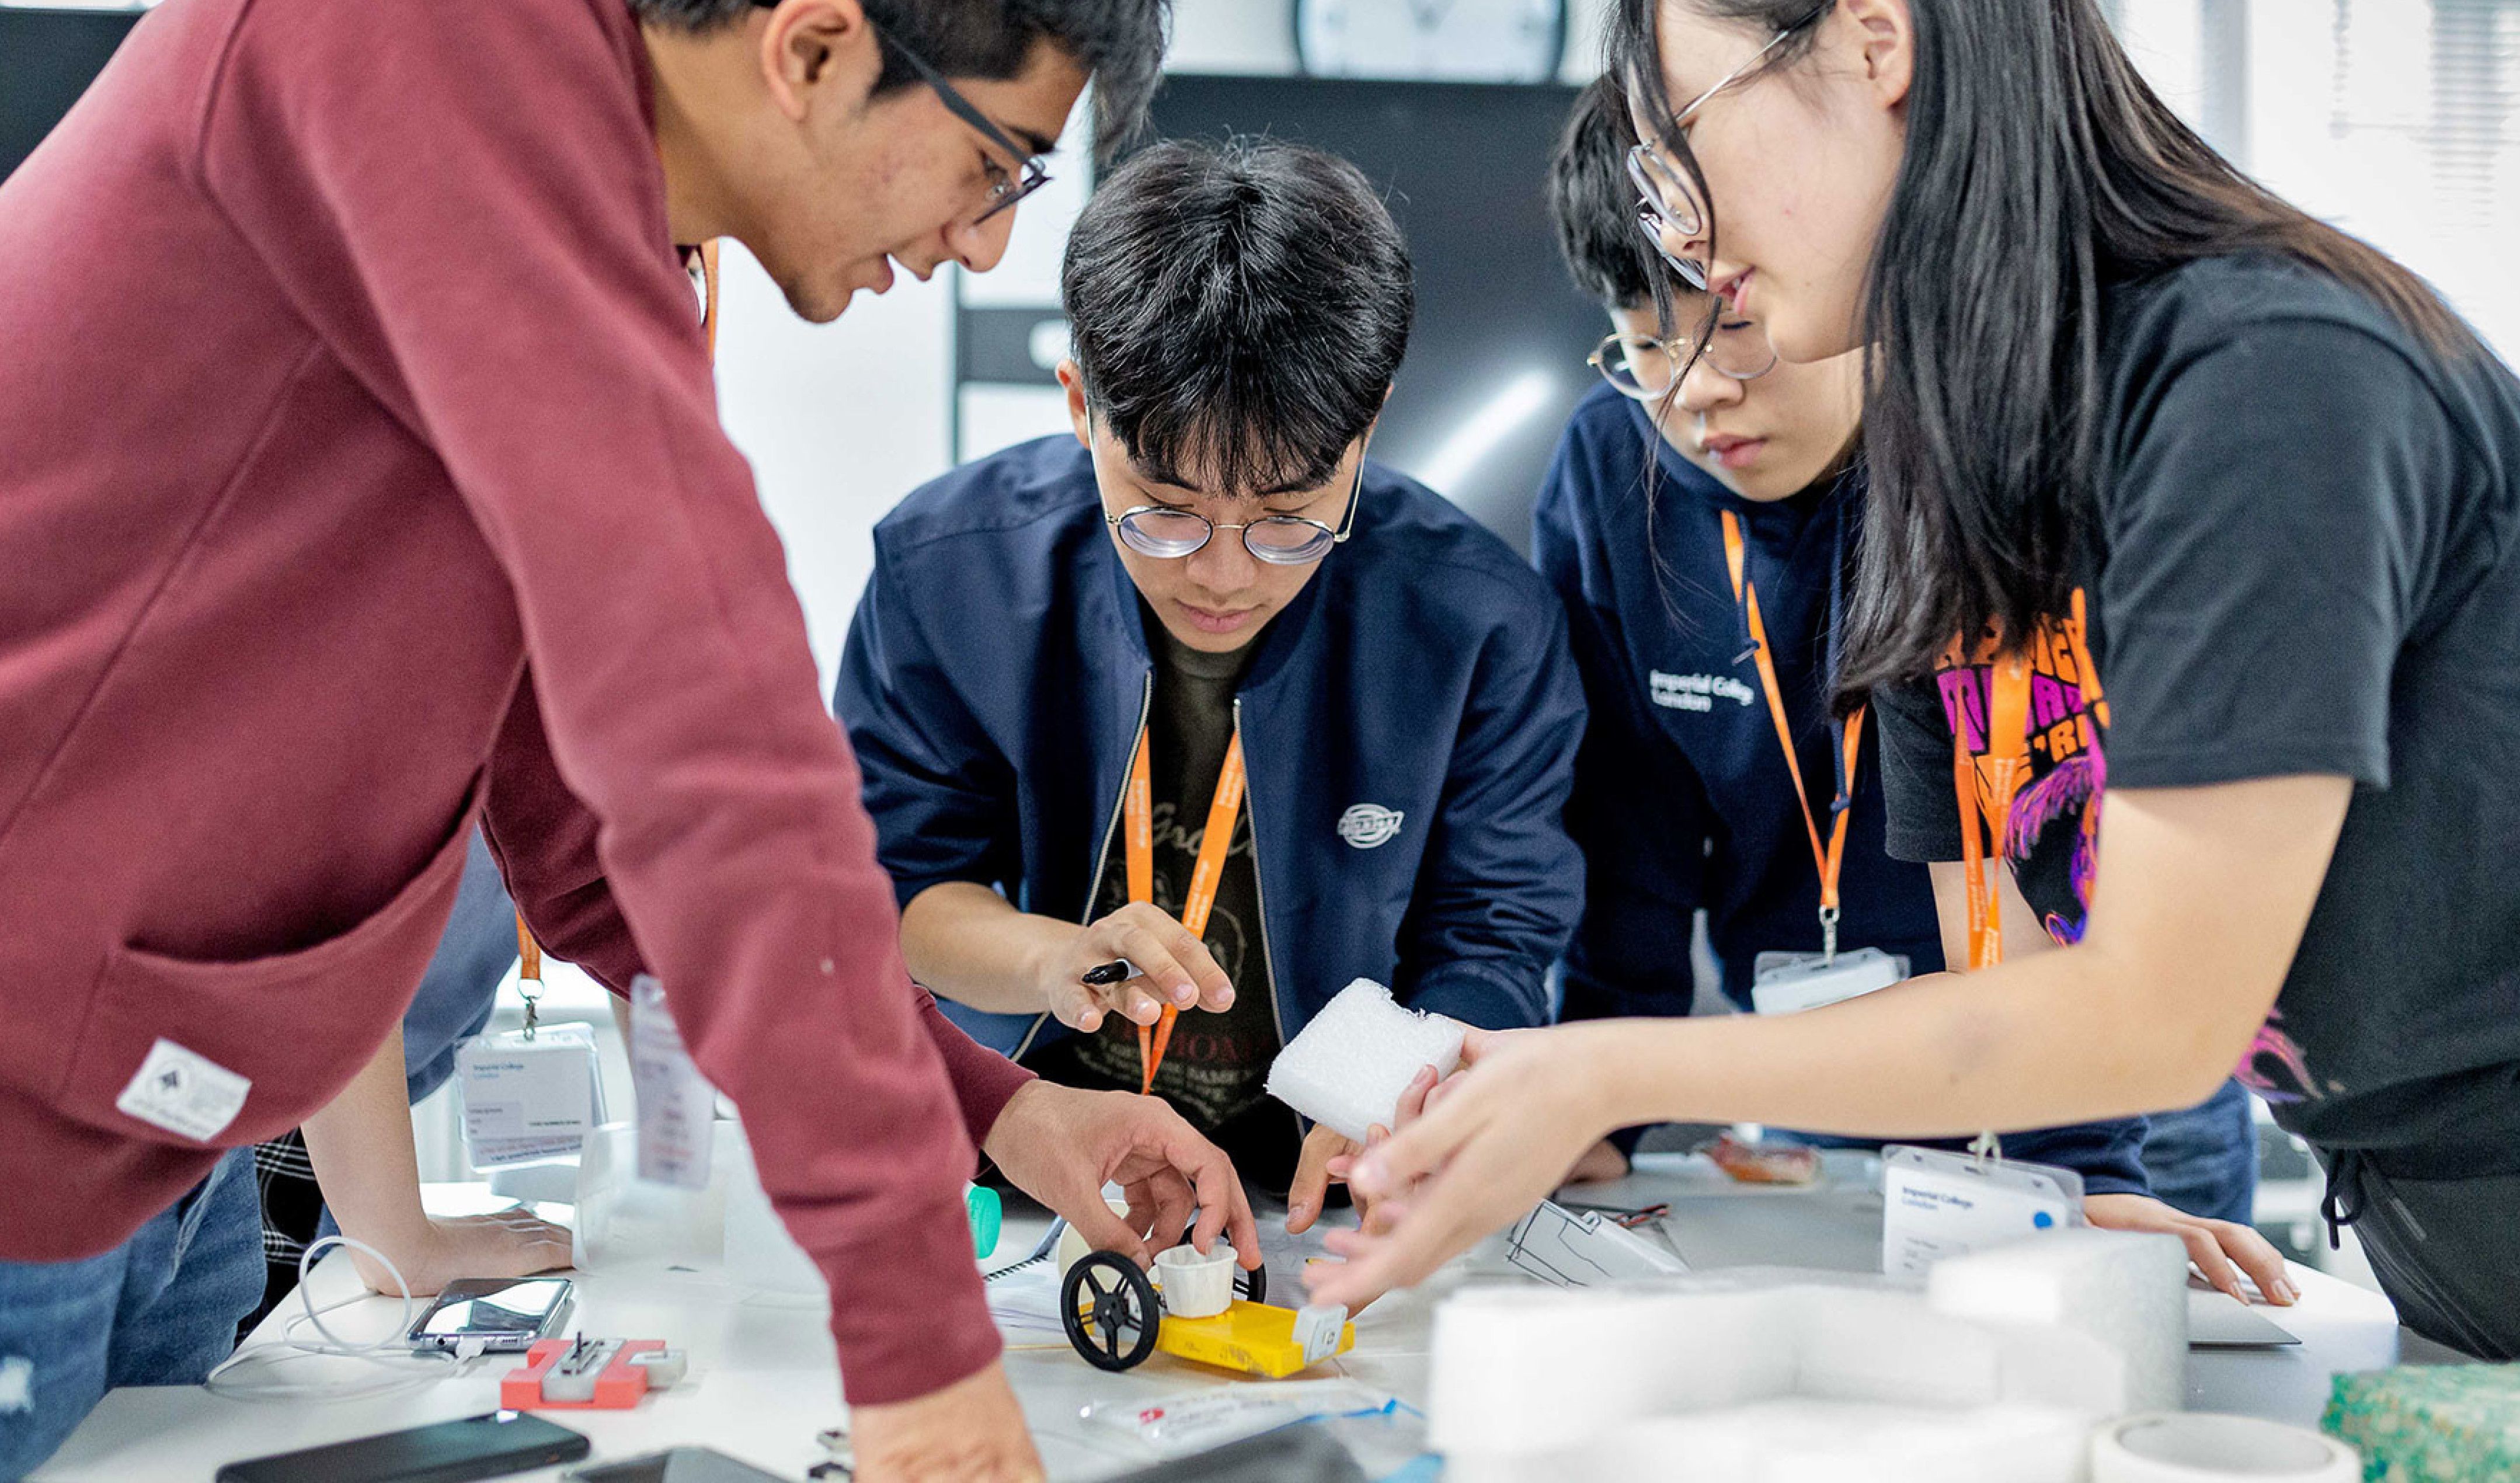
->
[1574,1018,1662,1136]
[343,1221,434,1291]
[980,1077,1050,1161]
[1024,920,1083,1009]
[339,1203,435,1262]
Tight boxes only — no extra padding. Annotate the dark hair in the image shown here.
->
[1613,0,2472,696]
[632,0,1170,158]
[1061,138,1414,496]
[1548,76,1656,309]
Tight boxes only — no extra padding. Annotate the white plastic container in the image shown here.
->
[1155,1242,1238,1318]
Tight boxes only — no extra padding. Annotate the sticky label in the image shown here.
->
[115,1038,251,1142]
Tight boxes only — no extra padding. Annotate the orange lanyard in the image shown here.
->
[1951,647,2032,971]
[509,244,722,1011]
[1126,725,1247,1093]
[1721,511,1866,962]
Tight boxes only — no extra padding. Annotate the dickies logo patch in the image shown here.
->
[1336,803,1405,850]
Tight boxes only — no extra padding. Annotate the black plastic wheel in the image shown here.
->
[1061,1251,1160,1372]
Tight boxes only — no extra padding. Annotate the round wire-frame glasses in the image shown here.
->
[1105,459,1366,566]
[1589,323,1778,399]
[1627,5,1829,288]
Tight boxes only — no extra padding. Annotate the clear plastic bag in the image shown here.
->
[1078,1380,1393,1454]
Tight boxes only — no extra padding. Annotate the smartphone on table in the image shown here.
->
[571,1447,793,1481]
[215,1411,590,1483]
[405,1275,576,1353]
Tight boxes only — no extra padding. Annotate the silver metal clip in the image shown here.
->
[518,975,541,1042]
[1968,1131,2003,1170]
[1819,905,1840,966]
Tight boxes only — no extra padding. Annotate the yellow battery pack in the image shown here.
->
[1155,1300,1356,1379]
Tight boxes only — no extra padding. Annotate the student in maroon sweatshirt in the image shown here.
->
[0,2,1252,1479]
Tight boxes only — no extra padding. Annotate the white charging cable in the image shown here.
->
[206,1234,479,1401]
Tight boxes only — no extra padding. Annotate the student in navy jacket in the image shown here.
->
[1530,80,2268,1270]
[836,140,1585,1206]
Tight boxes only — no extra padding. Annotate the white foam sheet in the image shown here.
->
[1429,1283,1791,1459]
[1793,1288,2004,1409]
[1598,1401,2092,1483]
[1430,1229,2192,1477]
[1930,1227,2190,1415]
[1262,978,1467,1143]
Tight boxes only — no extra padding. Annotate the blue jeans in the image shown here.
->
[2140,1078,2259,1224]
[0,1148,263,1482]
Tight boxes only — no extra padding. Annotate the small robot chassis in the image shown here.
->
[1059,1249,1355,1380]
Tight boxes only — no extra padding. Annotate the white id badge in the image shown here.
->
[1880,1143,2086,1280]
[630,973,716,1190]
[456,1022,603,1169]
[1749,947,1909,1016]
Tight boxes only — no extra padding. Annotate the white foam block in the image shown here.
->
[1597,1401,2091,1483]
[1430,1248,2177,1476]
[1794,1287,2004,1409]
[1927,1227,2190,1415]
[1264,978,1467,1142]
[1429,1283,1789,1459]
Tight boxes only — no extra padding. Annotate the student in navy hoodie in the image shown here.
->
[1530,78,2274,1286]
[835,139,1585,1209]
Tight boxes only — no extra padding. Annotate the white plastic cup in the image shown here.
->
[1155,1242,1238,1319]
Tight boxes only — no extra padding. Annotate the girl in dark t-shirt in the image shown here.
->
[1310,0,2520,1364]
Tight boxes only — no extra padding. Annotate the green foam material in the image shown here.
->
[2324,1363,2520,1482]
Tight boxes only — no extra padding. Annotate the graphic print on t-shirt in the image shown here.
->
[1934,591,2319,1104]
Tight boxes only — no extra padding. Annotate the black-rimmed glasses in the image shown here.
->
[1105,461,1366,566]
[750,6,1052,224]
[879,32,1050,223]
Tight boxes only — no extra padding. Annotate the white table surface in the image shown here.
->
[36,1153,2453,1482]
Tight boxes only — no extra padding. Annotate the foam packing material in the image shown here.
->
[2324,1362,2520,1481]
[1263,978,1467,1143]
[1929,1227,2191,1415]
[1592,1400,2091,1483]
[1430,1230,2191,1481]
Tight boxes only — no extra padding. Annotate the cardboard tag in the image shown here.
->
[116,1038,251,1142]
[1881,1143,2085,1279]
[631,974,715,1190]
[1750,948,1909,1016]
[457,1021,602,1169]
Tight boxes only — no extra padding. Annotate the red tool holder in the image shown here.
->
[500,1338,667,1411]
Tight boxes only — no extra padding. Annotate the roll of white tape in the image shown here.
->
[2091,1413,2358,1483]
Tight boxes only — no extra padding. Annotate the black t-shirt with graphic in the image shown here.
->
[1032,613,1284,1141]
[1877,254,2520,1169]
